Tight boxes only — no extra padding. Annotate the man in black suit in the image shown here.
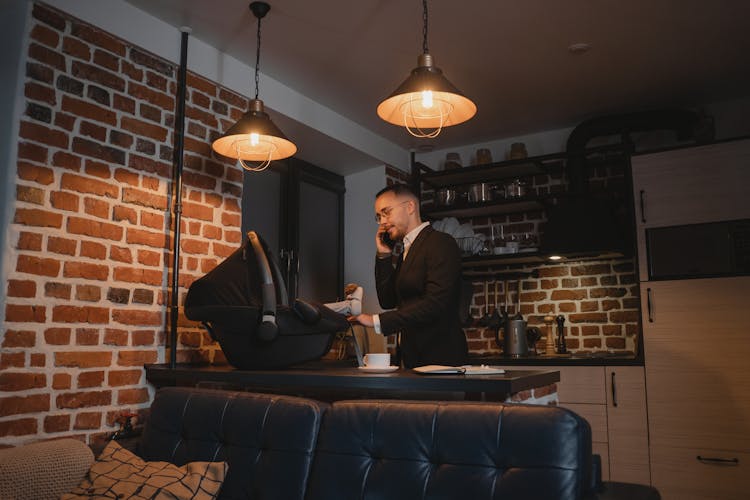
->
[350,184,469,368]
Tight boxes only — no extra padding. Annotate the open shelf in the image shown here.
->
[425,198,545,219]
[460,250,628,269]
[418,156,564,189]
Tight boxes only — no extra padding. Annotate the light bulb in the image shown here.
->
[250,132,260,146]
[421,90,433,109]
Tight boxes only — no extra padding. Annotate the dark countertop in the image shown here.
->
[469,352,644,366]
[145,362,560,400]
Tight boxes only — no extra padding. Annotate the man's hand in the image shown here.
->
[348,314,374,327]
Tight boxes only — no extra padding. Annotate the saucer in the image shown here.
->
[358,365,399,373]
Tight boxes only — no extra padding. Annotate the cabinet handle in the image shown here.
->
[696,455,739,466]
[646,287,654,323]
[611,371,618,407]
[639,189,646,223]
[295,253,300,297]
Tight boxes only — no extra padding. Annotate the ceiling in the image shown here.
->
[123,0,750,172]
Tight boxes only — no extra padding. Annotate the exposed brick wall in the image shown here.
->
[1,3,246,447]
[463,257,639,355]
[454,158,638,355]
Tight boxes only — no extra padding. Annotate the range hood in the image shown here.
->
[541,195,631,259]
[540,108,712,261]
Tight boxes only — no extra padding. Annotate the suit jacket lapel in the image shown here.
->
[400,225,432,273]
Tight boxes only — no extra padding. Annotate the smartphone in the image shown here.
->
[380,231,396,249]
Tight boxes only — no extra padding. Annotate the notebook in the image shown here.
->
[413,365,506,375]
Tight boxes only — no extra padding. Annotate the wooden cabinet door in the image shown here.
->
[650,445,749,500]
[642,278,750,498]
[631,139,750,280]
[606,366,650,485]
[552,366,610,480]
[241,159,345,303]
[554,366,606,404]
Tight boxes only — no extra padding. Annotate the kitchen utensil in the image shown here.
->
[515,278,522,315]
[505,178,526,198]
[468,183,493,203]
[493,280,499,314]
[544,314,556,354]
[363,353,390,368]
[492,224,507,254]
[478,280,494,327]
[459,279,474,326]
[436,188,457,206]
[503,316,529,357]
[526,326,542,355]
[456,236,482,255]
[489,280,504,348]
[502,280,508,316]
[500,280,529,357]
[519,232,539,252]
[483,280,489,317]
[505,234,520,253]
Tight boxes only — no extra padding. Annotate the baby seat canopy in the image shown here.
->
[184,231,349,369]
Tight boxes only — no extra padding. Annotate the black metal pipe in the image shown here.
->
[169,28,190,369]
[565,108,708,193]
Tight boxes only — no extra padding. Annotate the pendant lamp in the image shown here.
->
[212,1,296,171]
[377,0,476,138]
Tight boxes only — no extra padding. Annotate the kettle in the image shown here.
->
[503,314,529,357]
[496,279,540,358]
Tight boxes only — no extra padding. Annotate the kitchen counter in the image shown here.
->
[470,351,643,366]
[145,361,560,402]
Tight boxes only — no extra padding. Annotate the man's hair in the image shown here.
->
[376,183,418,200]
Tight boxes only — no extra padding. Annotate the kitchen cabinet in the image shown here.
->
[242,158,345,303]
[553,365,610,481]
[640,278,750,499]
[496,364,650,483]
[632,139,750,499]
[557,365,650,484]
[605,366,650,484]
[631,139,750,281]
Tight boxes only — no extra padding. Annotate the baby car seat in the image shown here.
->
[184,231,350,369]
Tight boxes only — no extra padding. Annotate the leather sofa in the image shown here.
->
[141,387,659,499]
[1,387,659,499]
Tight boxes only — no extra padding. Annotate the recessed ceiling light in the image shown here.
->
[567,42,591,54]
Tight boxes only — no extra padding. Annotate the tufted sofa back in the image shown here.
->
[138,387,327,500]
[138,388,593,500]
[306,399,593,500]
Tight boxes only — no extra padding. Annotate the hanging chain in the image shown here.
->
[254,15,262,100]
[422,0,429,54]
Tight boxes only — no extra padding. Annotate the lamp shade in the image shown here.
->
[377,54,476,133]
[212,99,296,162]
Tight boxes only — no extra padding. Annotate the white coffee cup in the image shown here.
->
[363,353,390,368]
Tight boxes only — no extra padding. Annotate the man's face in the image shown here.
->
[375,192,412,240]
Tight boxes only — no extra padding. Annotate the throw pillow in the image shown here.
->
[62,440,227,500]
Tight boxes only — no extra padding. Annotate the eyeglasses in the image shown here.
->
[375,200,409,223]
